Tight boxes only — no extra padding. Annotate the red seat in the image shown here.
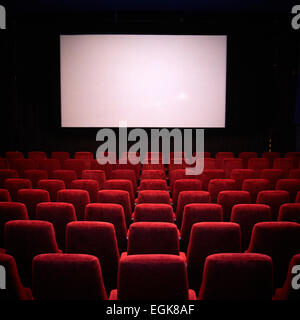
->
[0,169,19,188]
[136,190,171,205]
[0,159,8,169]
[238,152,258,168]
[187,222,241,292]
[85,203,127,253]
[198,253,273,300]
[90,159,111,178]
[37,179,66,202]
[278,203,300,224]
[81,170,106,189]
[140,169,166,180]
[37,159,61,175]
[221,158,244,178]
[133,204,175,223]
[139,179,168,191]
[259,169,284,189]
[17,189,50,220]
[198,169,225,191]
[173,179,202,208]
[28,151,47,161]
[32,253,107,300]
[169,169,190,190]
[203,158,217,170]
[230,204,272,251]
[0,254,32,300]
[208,179,237,203]
[5,151,24,160]
[4,178,32,201]
[285,152,300,168]
[36,202,77,251]
[109,169,137,193]
[242,179,271,203]
[109,254,196,300]
[217,190,251,221]
[180,203,223,251]
[5,220,61,287]
[296,191,300,203]
[0,189,11,202]
[103,179,135,207]
[248,158,269,177]
[176,191,211,227]
[273,158,293,178]
[51,151,70,166]
[112,161,141,180]
[63,159,89,178]
[142,163,165,171]
[0,202,28,248]
[57,189,90,221]
[74,151,93,160]
[10,159,36,177]
[274,254,300,300]
[71,179,99,203]
[256,190,290,220]
[66,221,119,294]
[97,190,132,227]
[168,163,187,172]
[119,151,140,165]
[142,152,163,164]
[215,152,235,168]
[5,152,24,168]
[262,152,281,166]
[289,169,300,179]
[127,222,182,256]
[23,170,48,188]
[51,170,77,189]
[275,179,300,202]
[247,221,300,289]
[230,169,256,189]
[74,152,93,169]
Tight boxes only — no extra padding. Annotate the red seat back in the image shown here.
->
[32,253,107,300]
[17,189,50,219]
[57,189,90,221]
[231,204,272,251]
[115,254,191,300]
[198,253,273,300]
[66,221,119,294]
[85,203,127,253]
[5,220,60,287]
[133,203,175,223]
[181,203,223,251]
[36,202,77,251]
[247,221,300,289]
[256,190,290,220]
[187,222,241,292]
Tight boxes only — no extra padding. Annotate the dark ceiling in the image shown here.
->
[6,0,299,15]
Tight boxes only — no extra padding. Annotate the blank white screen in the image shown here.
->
[60,34,227,127]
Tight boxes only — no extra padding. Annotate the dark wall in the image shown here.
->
[0,10,299,157]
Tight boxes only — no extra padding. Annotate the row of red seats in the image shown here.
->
[1,157,300,190]
[2,198,300,252]
[1,219,300,300]
[1,174,300,215]
[1,156,300,197]
[2,150,300,162]
[1,180,300,226]
[2,151,300,173]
